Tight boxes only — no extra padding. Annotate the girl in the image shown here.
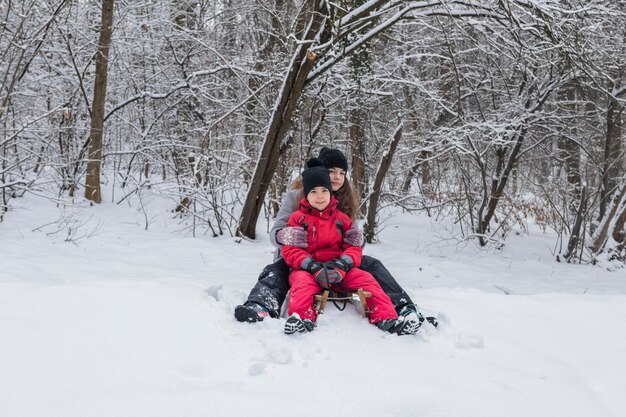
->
[281,159,419,335]
[235,147,422,331]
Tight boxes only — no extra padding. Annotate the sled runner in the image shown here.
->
[314,288,372,318]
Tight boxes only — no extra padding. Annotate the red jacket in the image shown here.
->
[282,196,362,269]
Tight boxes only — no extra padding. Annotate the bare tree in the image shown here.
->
[364,119,403,243]
[0,1,70,218]
[85,0,115,203]
[2,0,625,265]
[237,1,331,239]
[237,0,506,239]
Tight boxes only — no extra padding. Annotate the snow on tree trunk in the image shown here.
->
[591,174,626,258]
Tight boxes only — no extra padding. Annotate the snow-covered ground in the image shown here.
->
[1,191,625,417]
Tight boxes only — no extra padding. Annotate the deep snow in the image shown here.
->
[1,191,625,417]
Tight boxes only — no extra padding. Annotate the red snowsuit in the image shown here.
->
[282,197,397,324]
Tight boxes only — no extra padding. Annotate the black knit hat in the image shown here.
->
[302,158,332,197]
[318,147,349,172]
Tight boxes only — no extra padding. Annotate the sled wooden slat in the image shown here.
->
[315,289,372,317]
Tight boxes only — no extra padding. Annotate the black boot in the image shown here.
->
[234,303,270,323]
[284,314,315,334]
[375,317,421,336]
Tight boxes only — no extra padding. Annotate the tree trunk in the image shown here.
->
[476,127,527,245]
[591,175,626,255]
[85,0,115,203]
[557,81,582,203]
[237,2,329,239]
[563,185,587,262]
[398,65,429,195]
[401,163,420,193]
[349,105,367,215]
[419,150,432,194]
[364,121,403,243]
[612,200,626,246]
[237,51,316,239]
[599,96,625,220]
[1,141,7,221]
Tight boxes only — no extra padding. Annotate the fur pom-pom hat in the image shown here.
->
[302,158,332,197]
[318,147,349,172]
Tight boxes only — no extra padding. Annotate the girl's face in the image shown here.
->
[306,186,331,211]
[329,168,346,192]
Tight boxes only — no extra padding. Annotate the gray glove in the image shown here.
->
[343,226,364,247]
[314,265,344,289]
[276,226,308,248]
[326,255,354,272]
[302,257,343,289]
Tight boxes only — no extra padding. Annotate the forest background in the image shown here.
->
[2,0,625,266]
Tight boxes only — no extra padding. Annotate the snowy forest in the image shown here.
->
[2,0,626,264]
[4,2,626,415]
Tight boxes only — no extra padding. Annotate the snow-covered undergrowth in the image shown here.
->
[1,191,625,417]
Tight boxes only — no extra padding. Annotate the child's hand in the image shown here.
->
[314,267,344,289]
[277,226,308,248]
[326,255,354,272]
[302,257,345,288]
[343,226,364,247]
[301,257,323,273]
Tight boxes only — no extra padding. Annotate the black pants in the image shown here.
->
[244,255,415,317]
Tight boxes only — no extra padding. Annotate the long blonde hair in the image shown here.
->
[291,175,359,221]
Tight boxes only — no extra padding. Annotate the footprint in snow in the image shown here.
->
[268,347,293,364]
[247,343,294,375]
[248,361,268,376]
[205,285,222,301]
[454,334,485,349]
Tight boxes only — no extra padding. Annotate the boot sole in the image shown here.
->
[284,317,314,334]
[284,319,306,334]
[234,305,264,323]
[397,320,422,335]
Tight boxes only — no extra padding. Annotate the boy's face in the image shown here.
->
[306,186,331,211]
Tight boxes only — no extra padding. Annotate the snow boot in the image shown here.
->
[398,304,422,321]
[234,303,270,323]
[399,304,438,328]
[284,314,315,335]
[375,317,421,336]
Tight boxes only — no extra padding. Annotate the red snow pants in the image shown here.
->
[288,268,398,324]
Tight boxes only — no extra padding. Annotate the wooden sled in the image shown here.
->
[314,289,372,318]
